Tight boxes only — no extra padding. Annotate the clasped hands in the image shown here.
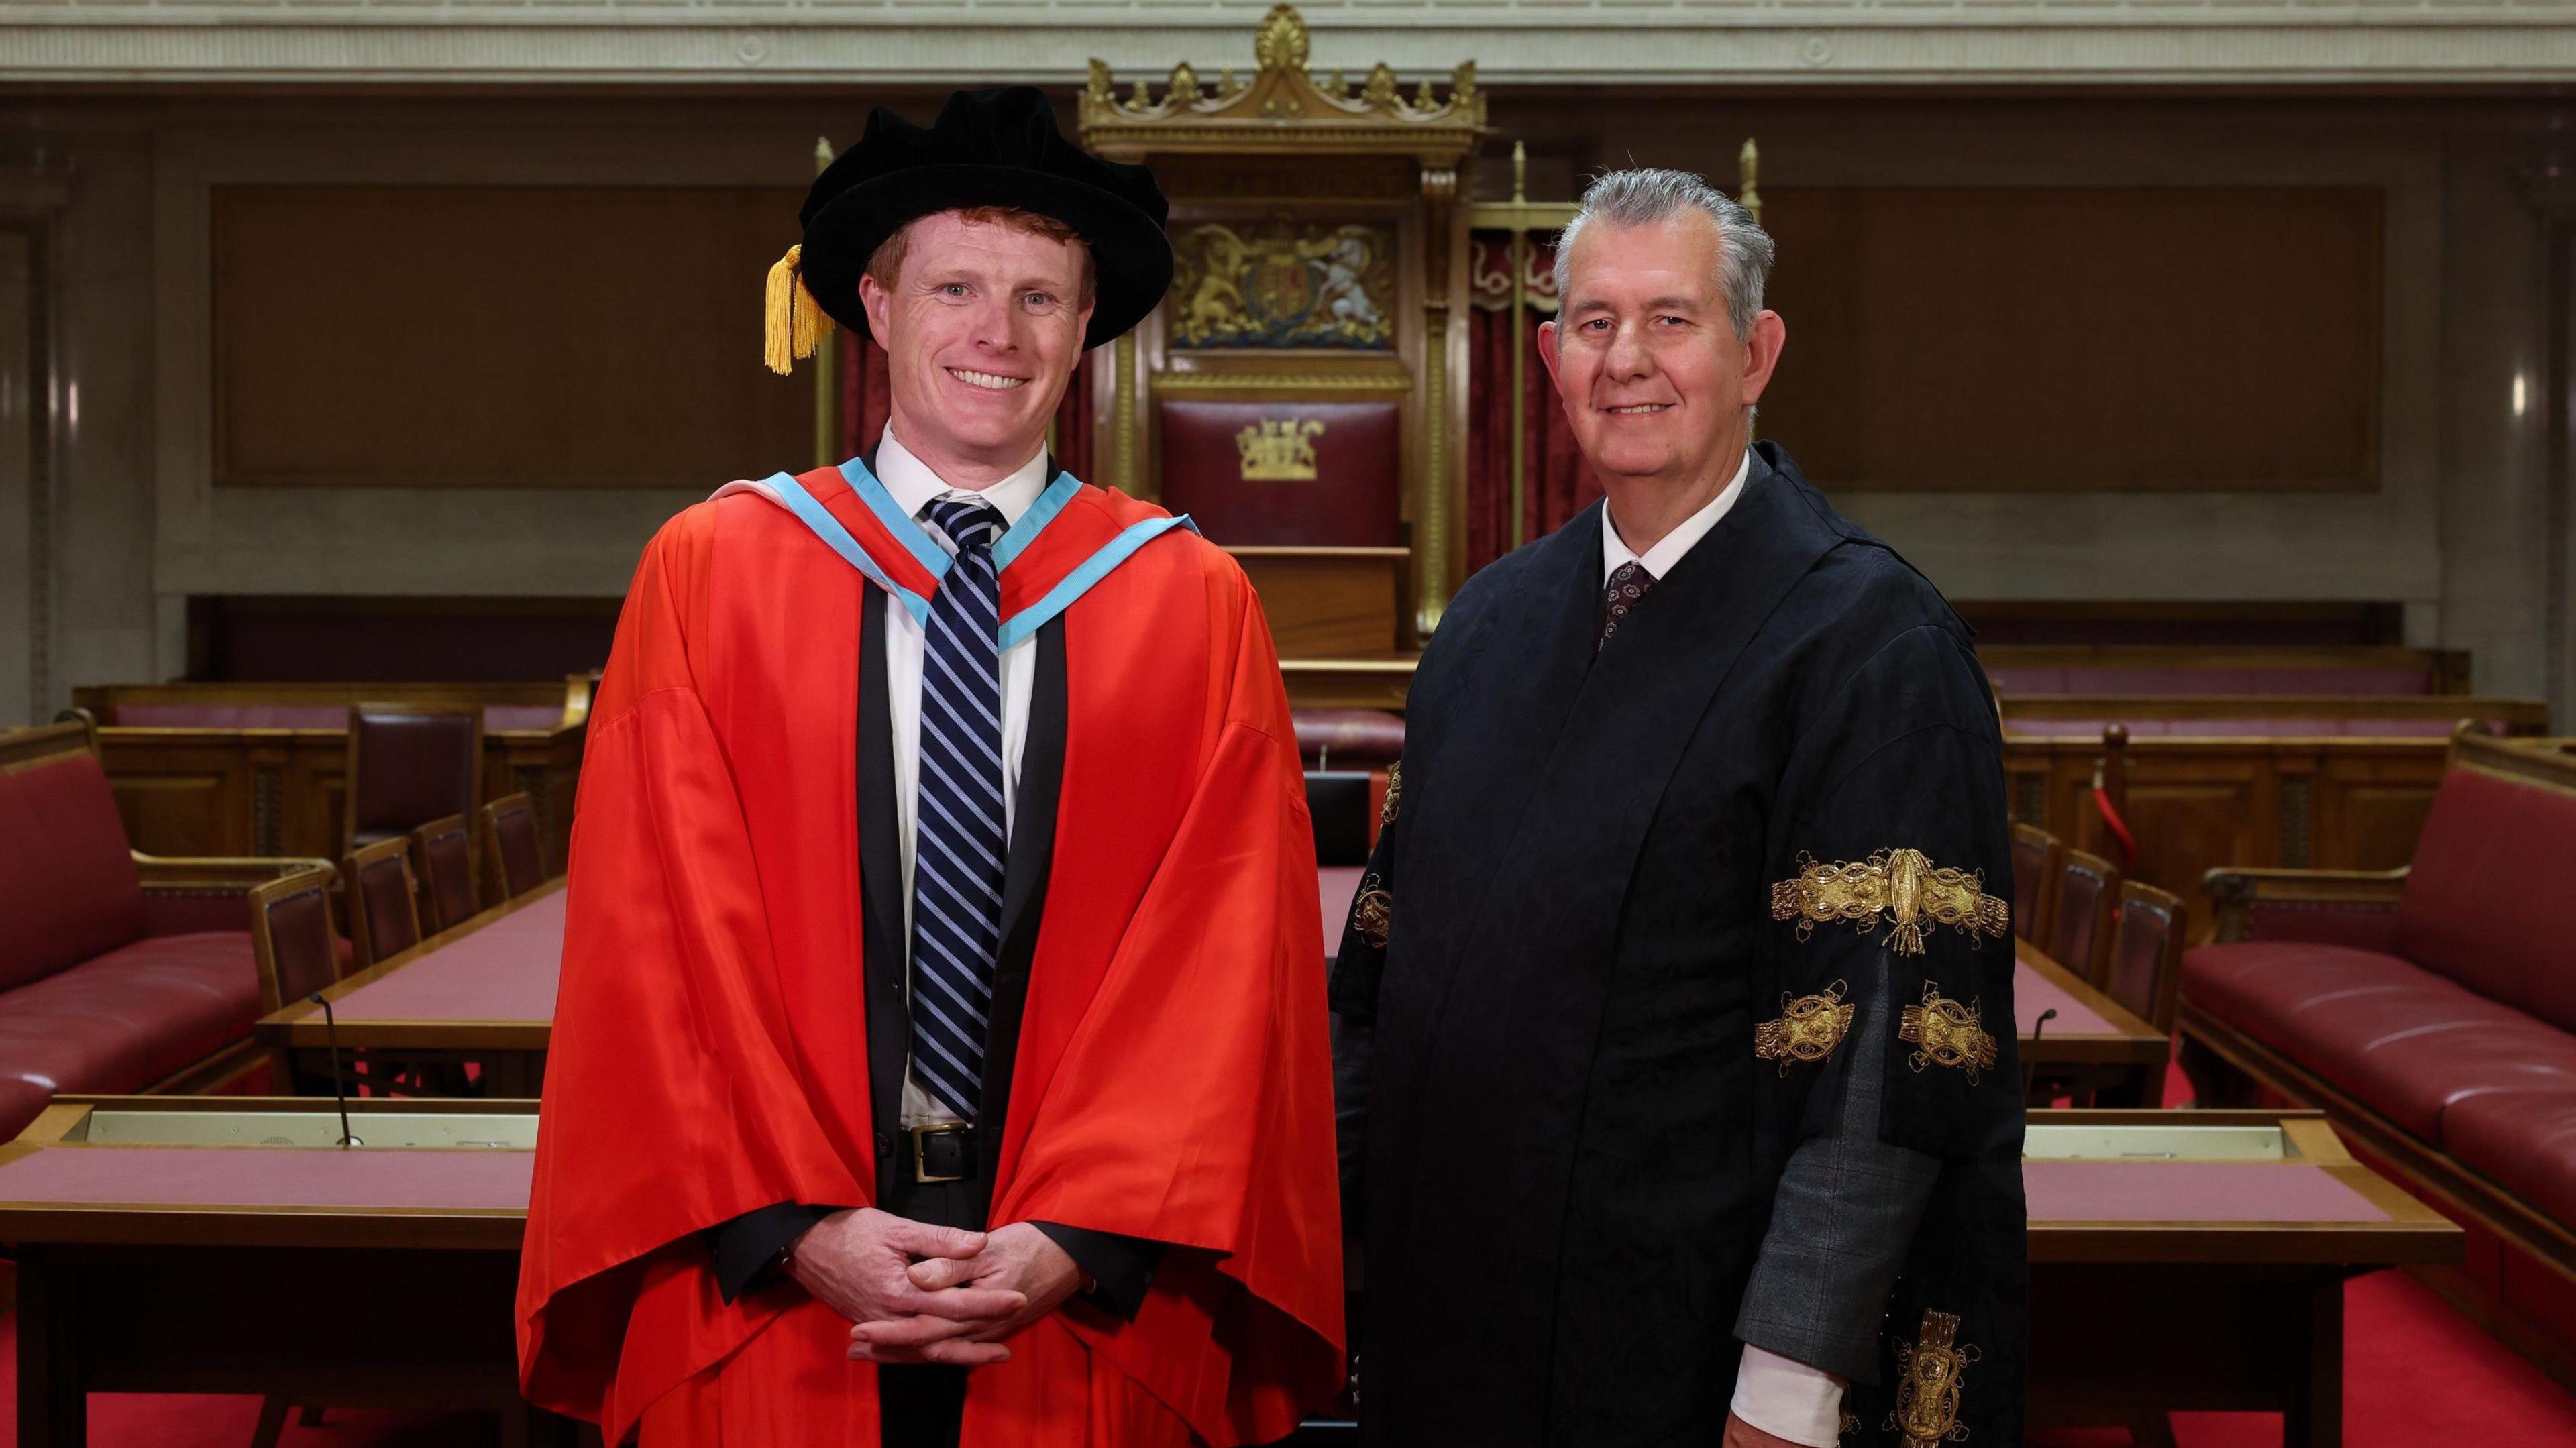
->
[788,1207,1083,1367]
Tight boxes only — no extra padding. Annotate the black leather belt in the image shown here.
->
[908,1122,979,1184]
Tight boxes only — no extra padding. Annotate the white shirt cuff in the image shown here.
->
[1729,1343,1845,1447]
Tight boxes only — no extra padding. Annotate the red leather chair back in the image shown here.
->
[2400,758,2576,1032]
[0,737,145,991]
[410,814,480,935]
[2106,880,2186,1034]
[2008,823,2060,945]
[480,793,547,903]
[248,867,341,1014]
[1292,709,1406,771]
[2044,847,2123,987]
[345,837,422,970]
[344,704,482,857]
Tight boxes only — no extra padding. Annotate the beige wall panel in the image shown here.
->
[211,184,810,490]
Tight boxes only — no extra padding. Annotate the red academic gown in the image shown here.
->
[515,463,1345,1447]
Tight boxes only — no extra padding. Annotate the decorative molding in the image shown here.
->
[1152,368,1411,396]
[3,5,2571,86]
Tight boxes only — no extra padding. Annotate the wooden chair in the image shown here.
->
[342,702,483,860]
[2008,823,2062,944]
[478,792,547,903]
[343,836,422,970]
[246,866,343,1018]
[2043,846,2123,988]
[409,814,481,935]
[2106,880,2187,1038]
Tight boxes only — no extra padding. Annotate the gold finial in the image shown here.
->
[1738,137,1762,227]
[1412,77,1437,111]
[1169,61,1202,105]
[812,135,835,171]
[1452,60,1478,105]
[1127,77,1155,111]
[1362,62,1399,109]
[1085,58,1115,108]
[1220,66,1238,94]
[1512,139,1528,204]
[1254,3,1310,74]
[1327,68,1346,96]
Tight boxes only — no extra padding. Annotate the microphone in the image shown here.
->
[2022,1007,2058,1103]
[309,991,362,1148]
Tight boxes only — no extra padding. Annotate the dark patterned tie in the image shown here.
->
[910,497,1008,1121]
[1600,559,1657,650]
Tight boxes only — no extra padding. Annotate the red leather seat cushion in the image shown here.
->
[2440,1091,2576,1227]
[2399,767,2576,1033]
[0,752,144,990]
[2184,940,2576,1142]
[0,932,259,1109]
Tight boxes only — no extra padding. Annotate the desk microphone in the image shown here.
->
[309,992,362,1148]
[2022,1008,2058,1101]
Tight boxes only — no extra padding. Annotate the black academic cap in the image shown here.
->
[772,86,1172,366]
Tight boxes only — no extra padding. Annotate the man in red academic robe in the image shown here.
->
[515,87,1344,1447]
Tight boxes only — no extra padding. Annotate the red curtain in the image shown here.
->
[837,331,1095,482]
[1466,233,1600,575]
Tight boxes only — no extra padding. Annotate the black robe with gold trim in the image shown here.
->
[1331,443,2028,1447]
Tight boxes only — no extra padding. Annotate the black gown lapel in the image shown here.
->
[973,616,1066,1209]
[859,586,910,1200]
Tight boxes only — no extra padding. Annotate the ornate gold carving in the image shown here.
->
[1900,983,1998,1084]
[1350,872,1391,948]
[1169,221,1397,351]
[1237,419,1326,480]
[1079,6,1485,156]
[1255,3,1309,72]
[1753,980,1854,1076]
[1379,761,1401,828]
[1890,1309,1978,1447]
[1112,331,1145,498]
[1768,848,2010,956]
[1153,368,1411,396]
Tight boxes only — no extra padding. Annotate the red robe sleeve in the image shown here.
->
[515,507,870,1431]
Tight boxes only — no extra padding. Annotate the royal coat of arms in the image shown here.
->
[1169,221,1397,350]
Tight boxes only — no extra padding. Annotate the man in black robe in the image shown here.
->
[1332,169,2028,1447]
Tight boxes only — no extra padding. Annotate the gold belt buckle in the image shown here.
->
[910,1122,971,1184]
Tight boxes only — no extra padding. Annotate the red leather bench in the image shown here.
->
[2178,728,2576,1377]
[0,720,328,1137]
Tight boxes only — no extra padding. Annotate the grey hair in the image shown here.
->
[1552,168,1776,339]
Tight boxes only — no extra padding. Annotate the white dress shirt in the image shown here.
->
[875,425,1051,1130]
[1600,447,1847,1448]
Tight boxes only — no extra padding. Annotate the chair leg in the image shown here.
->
[250,1397,291,1448]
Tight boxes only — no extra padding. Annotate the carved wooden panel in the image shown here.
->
[211,184,810,489]
[1760,186,2382,492]
[103,761,250,858]
[2312,755,2446,871]
[1234,549,1405,657]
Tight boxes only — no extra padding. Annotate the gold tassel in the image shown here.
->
[763,245,828,376]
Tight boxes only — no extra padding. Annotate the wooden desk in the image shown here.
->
[258,879,564,1096]
[2023,1109,2460,1445]
[0,1096,574,1448]
[1315,868,2171,1103]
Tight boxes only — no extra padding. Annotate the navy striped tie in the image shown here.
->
[910,496,1007,1121]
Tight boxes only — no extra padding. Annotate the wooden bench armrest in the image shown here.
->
[2203,865,2408,942]
[133,853,336,891]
